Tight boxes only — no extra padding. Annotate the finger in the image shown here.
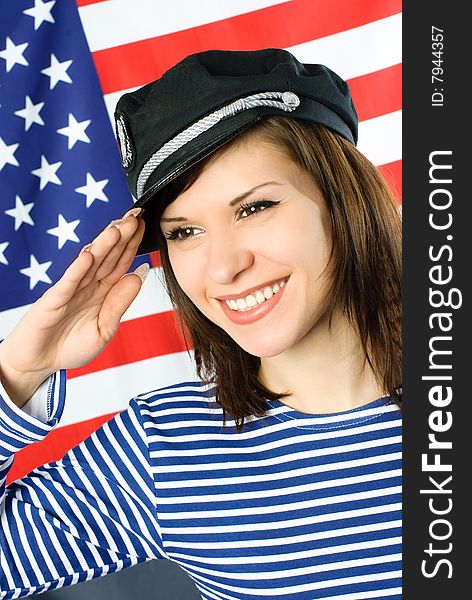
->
[77,225,122,289]
[97,264,149,340]
[93,216,141,281]
[78,209,140,286]
[78,217,139,290]
[99,218,146,287]
[41,248,95,310]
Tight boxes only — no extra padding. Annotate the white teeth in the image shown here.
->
[245,294,257,307]
[225,278,288,312]
[255,291,265,304]
[236,298,246,310]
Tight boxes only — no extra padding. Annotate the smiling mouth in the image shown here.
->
[219,277,290,312]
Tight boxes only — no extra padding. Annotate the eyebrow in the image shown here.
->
[159,181,282,223]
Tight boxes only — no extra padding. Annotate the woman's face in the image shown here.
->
[159,137,333,358]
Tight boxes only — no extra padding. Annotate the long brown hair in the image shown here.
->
[151,117,402,431]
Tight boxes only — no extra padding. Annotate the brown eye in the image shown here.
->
[238,199,279,219]
[165,226,199,241]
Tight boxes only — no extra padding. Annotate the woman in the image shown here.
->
[0,49,402,598]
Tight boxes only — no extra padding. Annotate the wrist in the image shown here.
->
[0,348,51,409]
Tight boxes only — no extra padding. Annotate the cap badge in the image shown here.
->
[116,113,134,170]
[282,91,300,108]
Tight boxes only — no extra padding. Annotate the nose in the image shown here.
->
[205,231,254,285]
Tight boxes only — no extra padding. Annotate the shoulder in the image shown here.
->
[130,379,220,424]
[135,379,217,402]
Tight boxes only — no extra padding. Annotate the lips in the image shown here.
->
[214,276,290,302]
[216,276,290,325]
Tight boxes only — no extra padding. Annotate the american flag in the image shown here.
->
[1,0,402,484]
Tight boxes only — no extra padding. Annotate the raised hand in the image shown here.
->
[0,208,148,407]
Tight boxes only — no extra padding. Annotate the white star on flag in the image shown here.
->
[0,136,20,171]
[41,53,72,89]
[14,96,45,131]
[47,214,80,249]
[57,114,91,149]
[0,242,9,266]
[4,196,34,231]
[0,37,29,72]
[20,255,52,290]
[75,172,109,208]
[31,155,62,190]
[23,0,56,30]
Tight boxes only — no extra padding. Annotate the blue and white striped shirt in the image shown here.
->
[1,371,402,599]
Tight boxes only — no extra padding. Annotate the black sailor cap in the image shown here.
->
[114,48,358,255]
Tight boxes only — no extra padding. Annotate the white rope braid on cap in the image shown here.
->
[136,90,300,198]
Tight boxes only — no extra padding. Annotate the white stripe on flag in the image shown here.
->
[291,14,402,80]
[358,110,402,167]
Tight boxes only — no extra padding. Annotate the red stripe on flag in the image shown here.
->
[67,310,190,379]
[378,159,402,202]
[348,64,401,122]
[148,250,161,269]
[92,0,402,95]
[7,412,119,484]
